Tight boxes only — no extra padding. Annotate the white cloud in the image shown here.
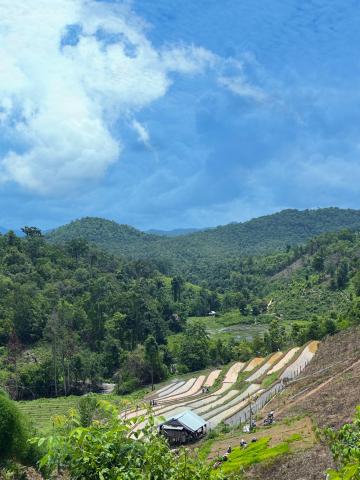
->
[0,0,217,193]
[132,119,151,147]
[218,75,267,102]
[161,45,218,74]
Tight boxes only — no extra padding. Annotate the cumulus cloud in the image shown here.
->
[0,0,218,193]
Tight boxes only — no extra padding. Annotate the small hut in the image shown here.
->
[159,410,207,445]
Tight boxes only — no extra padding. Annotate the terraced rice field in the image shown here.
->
[204,369,221,387]
[157,380,185,397]
[246,352,283,382]
[18,396,78,433]
[267,348,299,374]
[280,341,319,380]
[126,342,321,436]
[244,357,264,372]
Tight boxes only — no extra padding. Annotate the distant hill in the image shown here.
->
[46,208,360,279]
[146,227,201,237]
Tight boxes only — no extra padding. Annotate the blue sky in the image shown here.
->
[1,0,360,230]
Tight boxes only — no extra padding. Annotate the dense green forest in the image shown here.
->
[0,228,227,400]
[2,216,360,402]
[46,208,360,282]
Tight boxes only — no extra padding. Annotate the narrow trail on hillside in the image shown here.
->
[275,357,360,417]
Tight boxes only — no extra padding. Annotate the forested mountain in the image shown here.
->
[46,208,360,281]
[215,227,360,326]
[3,213,360,403]
[0,229,223,400]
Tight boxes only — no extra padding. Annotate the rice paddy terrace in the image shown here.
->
[122,341,319,436]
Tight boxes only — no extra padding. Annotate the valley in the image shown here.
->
[1,208,360,479]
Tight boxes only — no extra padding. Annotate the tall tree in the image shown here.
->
[171,276,184,302]
[178,323,210,371]
[144,335,160,391]
[21,226,43,238]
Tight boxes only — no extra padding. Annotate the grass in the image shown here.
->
[261,372,279,389]
[188,310,251,330]
[18,396,79,434]
[200,416,313,478]
[219,436,292,474]
[198,436,218,461]
[188,310,269,342]
[17,390,148,434]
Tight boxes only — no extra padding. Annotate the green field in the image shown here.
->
[188,310,269,340]
[18,396,79,433]
[17,390,148,434]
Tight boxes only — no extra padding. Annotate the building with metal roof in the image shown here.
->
[159,410,207,445]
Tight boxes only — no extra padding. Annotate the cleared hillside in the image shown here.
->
[267,326,360,428]
[245,327,360,480]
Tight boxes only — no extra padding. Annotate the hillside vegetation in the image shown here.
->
[4,215,360,403]
[1,212,360,479]
[0,229,228,400]
[46,208,360,281]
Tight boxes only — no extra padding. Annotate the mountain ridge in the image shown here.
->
[46,207,360,280]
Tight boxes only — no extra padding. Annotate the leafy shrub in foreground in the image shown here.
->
[325,406,360,479]
[32,399,226,480]
[0,392,38,465]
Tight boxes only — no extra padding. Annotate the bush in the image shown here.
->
[34,401,224,480]
[78,394,99,427]
[116,378,140,395]
[0,393,38,465]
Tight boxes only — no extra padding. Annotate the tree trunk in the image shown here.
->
[53,341,58,397]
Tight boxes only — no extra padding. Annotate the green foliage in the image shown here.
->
[0,233,206,398]
[219,437,290,474]
[264,320,286,351]
[4,210,360,401]
[0,392,38,465]
[352,271,360,297]
[144,335,164,390]
[32,400,225,480]
[46,209,360,282]
[18,396,78,434]
[325,407,360,479]
[177,322,210,371]
[261,372,279,388]
[77,394,99,427]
